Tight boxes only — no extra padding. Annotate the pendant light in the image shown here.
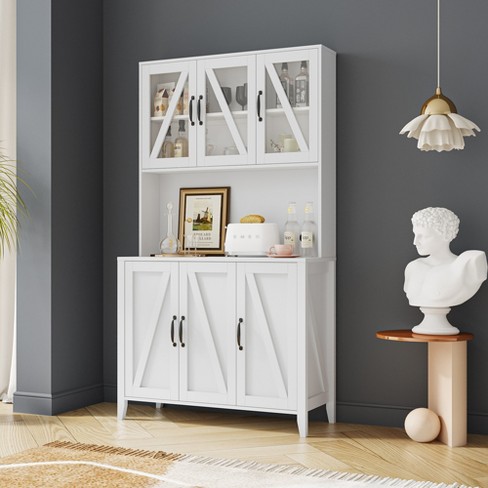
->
[400,0,480,152]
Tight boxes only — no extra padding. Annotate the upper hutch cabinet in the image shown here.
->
[140,47,320,170]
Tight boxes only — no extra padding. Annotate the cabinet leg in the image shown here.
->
[155,403,163,409]
[428,342,467,447]
[297,412,309,437]
[117,400,128,420]
[326,402,336,424]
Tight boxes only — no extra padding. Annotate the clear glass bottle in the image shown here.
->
[160,202,180,254]
[300,201,317,257]
[161,125,174,158]
[295,61,309,107]
[174,120,188,157]
[276,62,294,108]
[283,201,300,255]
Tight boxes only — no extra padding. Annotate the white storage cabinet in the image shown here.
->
[119,44,336,437]
[118,256,335,436]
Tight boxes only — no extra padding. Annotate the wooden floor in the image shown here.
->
[1,401,487,487]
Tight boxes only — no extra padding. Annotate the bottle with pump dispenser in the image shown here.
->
[300,201,317,257]
[283,202,300,255]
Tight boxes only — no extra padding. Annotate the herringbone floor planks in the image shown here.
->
[1,401,487,486]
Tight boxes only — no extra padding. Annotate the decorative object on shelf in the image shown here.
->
[153,87,169,117]
[160,125,174,159]
[269,139,283,152]
[235,83,247,110]
[268,244,293,257]
[269,133,299,153]
[239,214,265,224]
[153,82,176,117]
[404,207,487,335]
[174,120,188,158]
[295,61,309,108]
[284,202,300,255]
[178,187,230,255]
[224,145,238,155]
[159,202,181,255]
[300,201,317,257]
[399,0,480,151]
[276,62,293,108]
[284,137,299,152]
[404,408,441,443]
[221,86,232,105]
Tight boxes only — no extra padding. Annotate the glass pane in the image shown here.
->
[205,66,248,157]
[149,71,189,159]
[264,60,310,156]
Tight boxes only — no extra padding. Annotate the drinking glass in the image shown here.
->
[221,87,232,105]
[236,83,247,110]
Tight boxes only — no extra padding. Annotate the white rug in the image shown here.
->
[0,441,474,488]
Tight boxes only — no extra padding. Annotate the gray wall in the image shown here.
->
[102,0,488,433]
[16,0,103,414]
[16,0,488,432]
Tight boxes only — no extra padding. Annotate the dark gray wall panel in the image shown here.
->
[51,0,103,399]
[16,0,103,414]
[102,0,488,433]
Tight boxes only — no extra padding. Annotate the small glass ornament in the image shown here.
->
[159,202,181,254]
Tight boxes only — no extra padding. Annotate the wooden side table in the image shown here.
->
[376,329,473,447]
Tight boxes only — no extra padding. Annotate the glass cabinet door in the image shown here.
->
[140,60,197,170]
[256,49,318,164]
[196,55,256,166]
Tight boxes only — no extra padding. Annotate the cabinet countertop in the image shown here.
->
[118,255,336,263]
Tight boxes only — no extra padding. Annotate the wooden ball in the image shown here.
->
[404,408,441,442]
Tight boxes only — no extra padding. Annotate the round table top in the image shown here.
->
[376,329,474,343]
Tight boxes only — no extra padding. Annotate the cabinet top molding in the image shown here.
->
[118,256,336,263]
[139,44,336,66]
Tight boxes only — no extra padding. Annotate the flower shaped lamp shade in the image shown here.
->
[399,0,480,152]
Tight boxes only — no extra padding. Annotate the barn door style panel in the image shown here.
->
[179,262,236,405]
[123,261,179,401]
[236,262,298,410]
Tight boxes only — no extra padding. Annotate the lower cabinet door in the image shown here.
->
[124,261,179,401]
[178,262,237,405]
[236,262,298,410]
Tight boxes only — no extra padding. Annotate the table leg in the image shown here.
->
[428,341,467,447]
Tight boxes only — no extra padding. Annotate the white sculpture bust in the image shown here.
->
[404,207,487,335]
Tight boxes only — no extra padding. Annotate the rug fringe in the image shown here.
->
[44,441,476,488]
[45,441,183,461]
[176,455,475,488]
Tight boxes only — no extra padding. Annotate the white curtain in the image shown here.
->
[0,0,17,403]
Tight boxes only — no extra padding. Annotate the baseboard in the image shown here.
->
[13,383,104,415]
[103,383,117,403]
[337,401,412,427]
[338,402,488,435]
[468,411,488,435]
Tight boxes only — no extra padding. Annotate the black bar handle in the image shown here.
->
[197,95,203,126]
[189,96,195,126]
[179,315,186,347]
[257,90,263,122]
[237,318,244,351]
[170,315,177,347]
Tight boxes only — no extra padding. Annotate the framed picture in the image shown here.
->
[178,187,230,255]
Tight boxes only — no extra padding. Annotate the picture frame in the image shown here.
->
[178,187,230,255]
